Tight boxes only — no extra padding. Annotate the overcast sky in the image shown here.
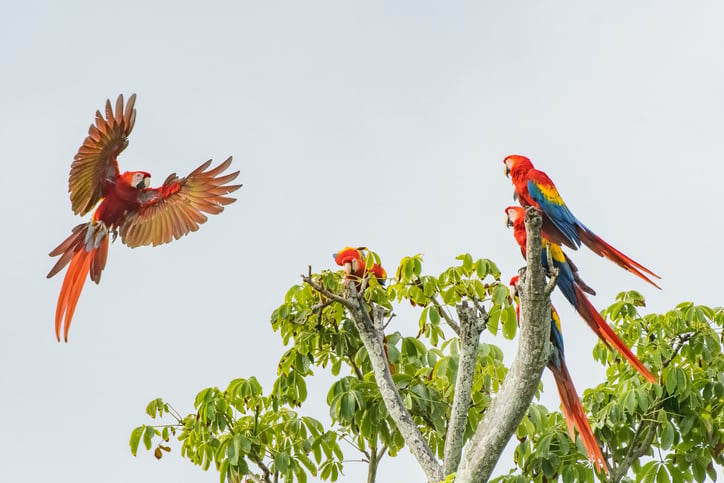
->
[2,2,724,482]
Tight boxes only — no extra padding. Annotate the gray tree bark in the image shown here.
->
[443,302,487,475]
[304,207,556,482]
[343,289,445,483]
[454,207,556,482]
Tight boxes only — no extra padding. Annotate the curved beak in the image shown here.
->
[136,176,151,190]
[507,285,518,305]
[504,164,511,178]
[505,213,513,228]
[342,259,359,277]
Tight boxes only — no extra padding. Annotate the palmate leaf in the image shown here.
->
[133,248,724,483]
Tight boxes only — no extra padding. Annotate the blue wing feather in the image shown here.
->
[541,243,579,310]
[528,180,581,248]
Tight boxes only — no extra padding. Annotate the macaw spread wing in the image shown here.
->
[119,157,241,247]
[69,94,136,215]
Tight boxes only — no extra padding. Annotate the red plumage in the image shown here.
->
[549,357,608,473]
[505,207,656,383]
[48,94,241,341]
[504,154,660,288]
[572,285,656,383]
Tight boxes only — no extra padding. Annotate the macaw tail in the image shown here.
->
[48,223,109,342]
[552,268,610,348]
[577,226,661,289]
[573,285,656,383]
[542,215,579,250]
[562,252,596,296]
[549,358,609,474]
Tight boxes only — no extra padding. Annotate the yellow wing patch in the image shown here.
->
[542,240,567,263]
[536,183,564,205]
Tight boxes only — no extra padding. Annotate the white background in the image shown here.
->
[2,2,723,482]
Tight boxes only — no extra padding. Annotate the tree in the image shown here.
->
[131,210,724,482]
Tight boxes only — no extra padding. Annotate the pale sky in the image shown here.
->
[2,2,724,482]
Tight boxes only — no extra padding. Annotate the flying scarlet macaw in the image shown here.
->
[509,276,608,474]
[47,94,241,342]
[333,246,386,284]
[505,207,656,383]
[503,154,660,289]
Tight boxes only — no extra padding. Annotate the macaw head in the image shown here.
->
[504,206,524,228]
[503,154,533,179]
[333,246,365,279]
[121,170,152,190]
[333,246,387,284]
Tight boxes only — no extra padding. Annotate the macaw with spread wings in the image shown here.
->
[48,94,241,341]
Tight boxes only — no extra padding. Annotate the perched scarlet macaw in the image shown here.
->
[47,94,241,342]
[505,207,656,383]
[503,154,660,289]
[333,246,386,284]
[509,276,608,474]
[333,246,393,372]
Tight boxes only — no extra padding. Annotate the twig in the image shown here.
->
[430,295,461,336]
[302,268,355,310]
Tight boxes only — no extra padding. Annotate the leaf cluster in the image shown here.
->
[494,292,724,482]
[132,253,515,481]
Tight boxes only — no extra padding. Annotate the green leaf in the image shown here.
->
[340,393,356,422]
[275,451,291,473]
[660,421,675,450]
[429,306,440,325]
[656,464,671,483]
[502,307,517,340]
[227,436,239,466]
[219,459,230,483]
[129,426,144,456]
[460,253,473,272]
[492,284,508,306]
[146,398,158,418]
[142,425,154,450]
[639,461,658,483]
[488,305,501,336]
[664,367,677,394]
[692,456,706,482]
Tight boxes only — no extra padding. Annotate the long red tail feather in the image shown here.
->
[50,223,109,341]
[578,228,661,289]
[55,249,93,341]
[573,285,656,383]
[550,360,609,474]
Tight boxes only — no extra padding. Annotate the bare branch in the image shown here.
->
[377,445,388,462]
[443,302,487,474]
[301,270,355,310]
[348,355,365,381]
[455,207,552,482]
[609,417,657,482]
[248,454,273,483]
[342,283,444,482]
[241,473,264,483]
[430,295,461,336]
[544,266,559,297]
